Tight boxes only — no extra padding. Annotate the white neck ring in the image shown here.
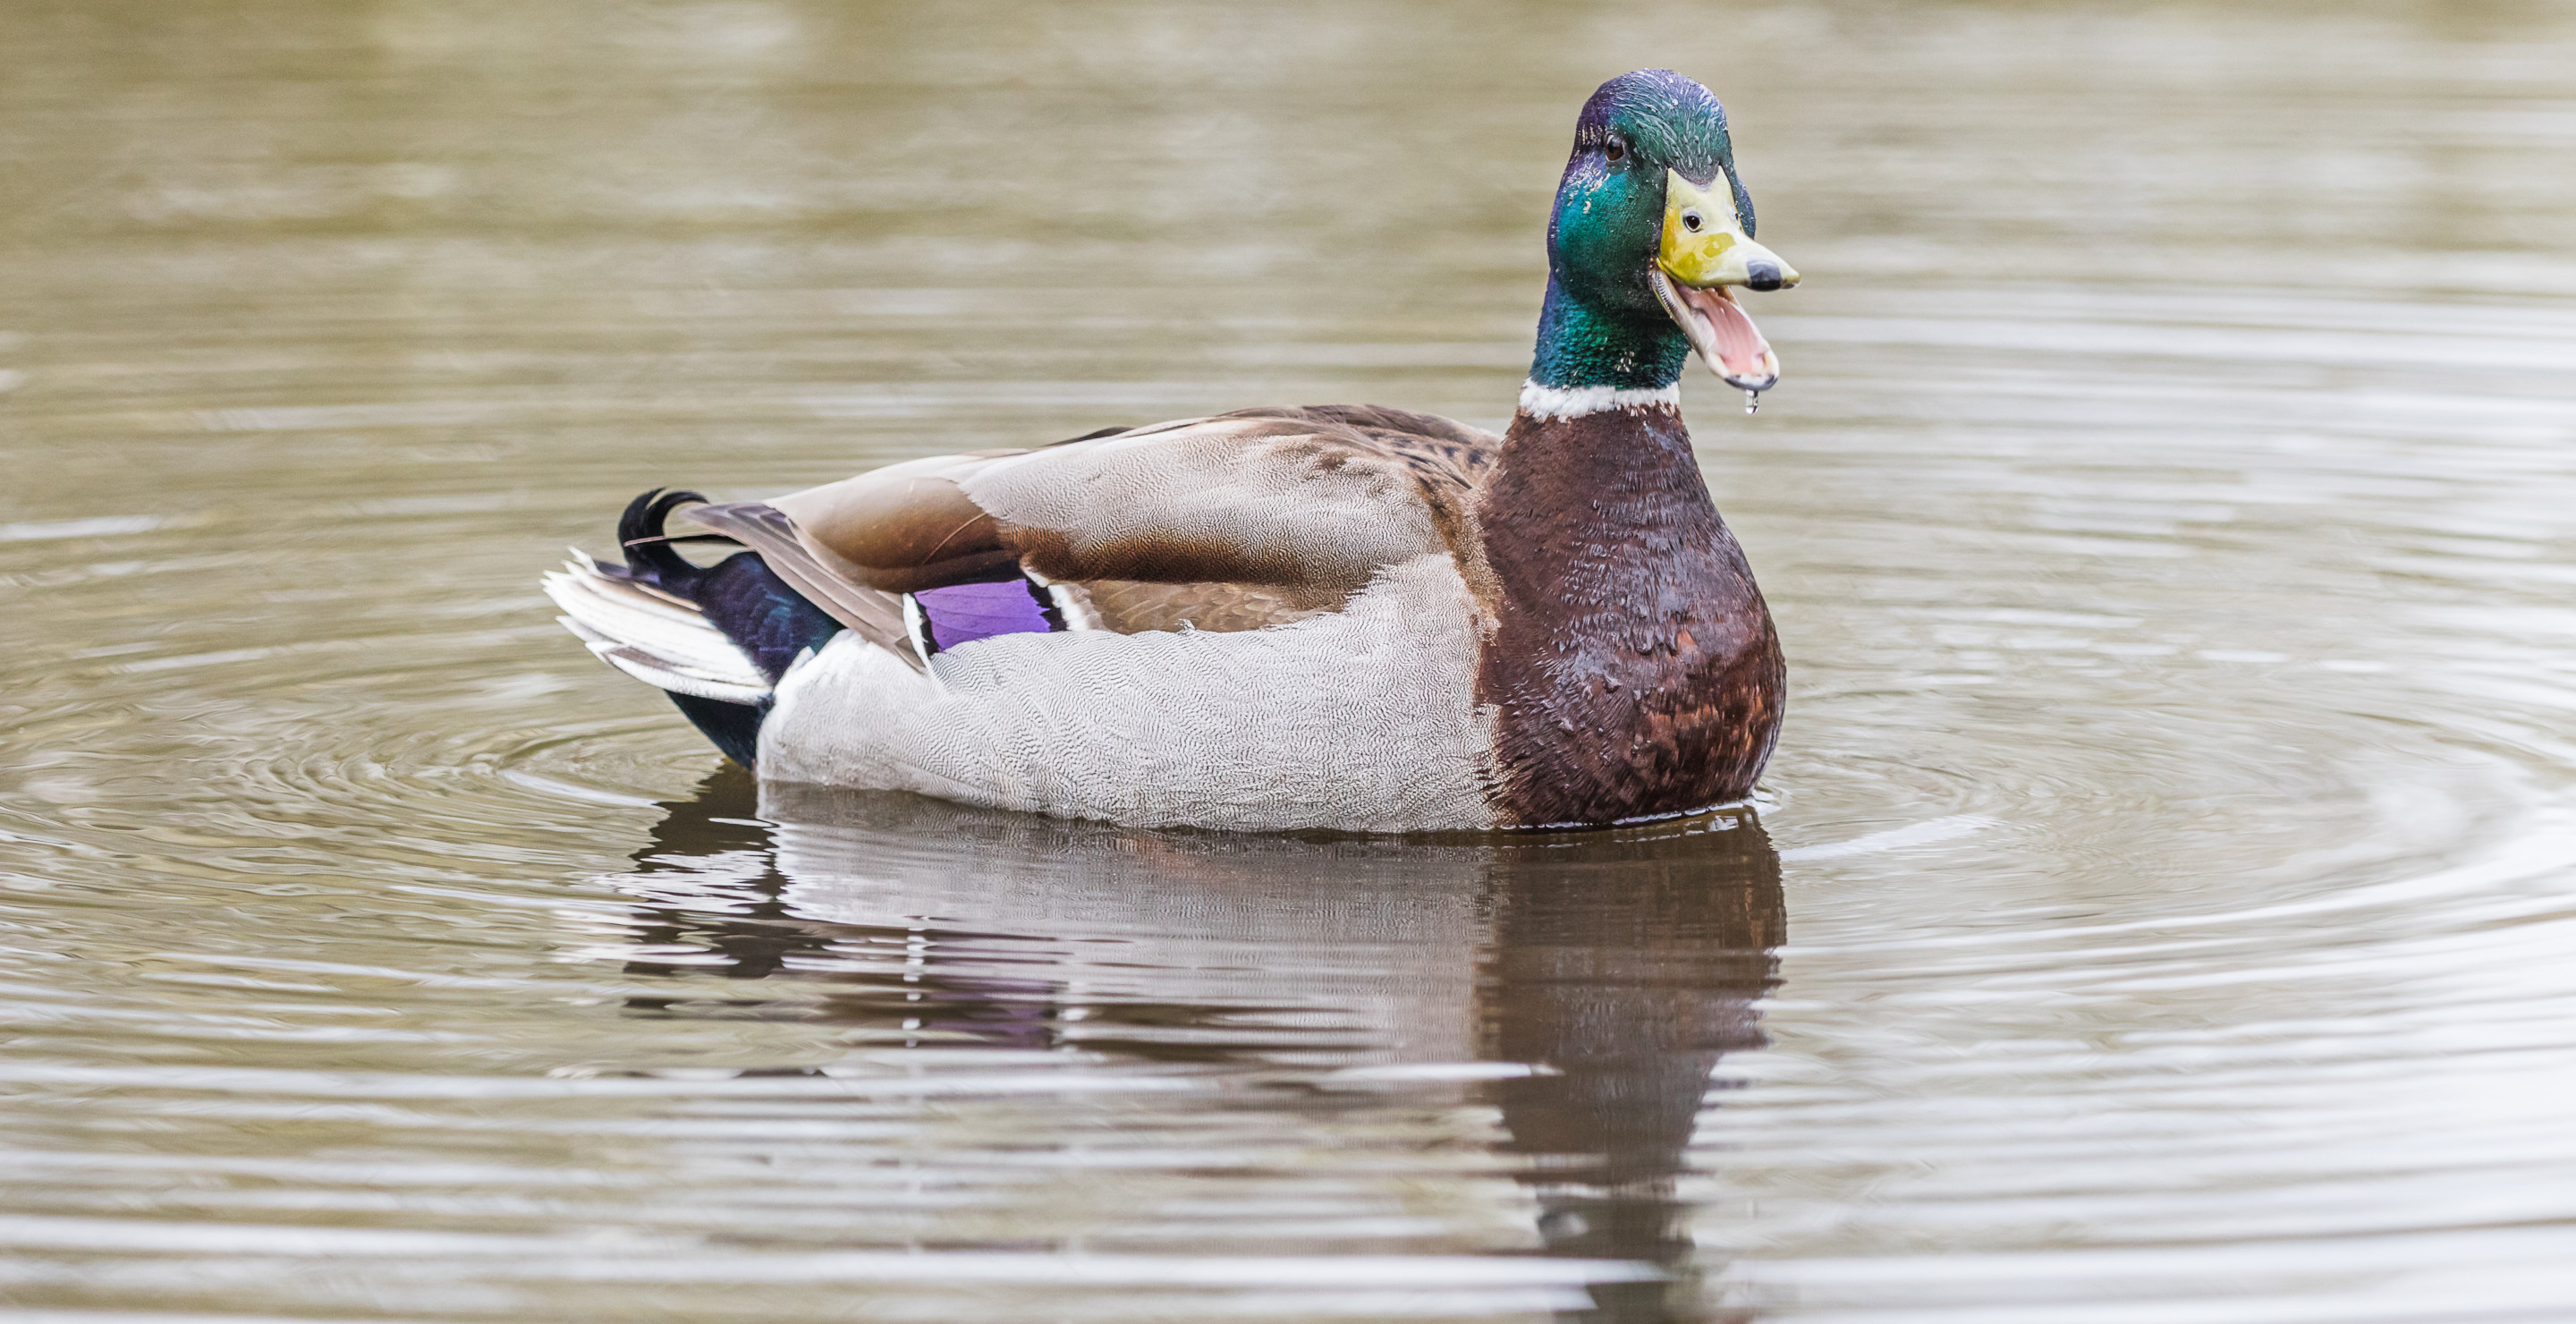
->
[1516,381,1681,420]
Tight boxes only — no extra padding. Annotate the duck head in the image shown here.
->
[1532,70,1797,395]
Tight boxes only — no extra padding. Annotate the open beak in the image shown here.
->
[1650,167,1798,393]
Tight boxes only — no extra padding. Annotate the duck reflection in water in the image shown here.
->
[608,767,1782,1323]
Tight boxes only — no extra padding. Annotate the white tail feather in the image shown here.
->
[594,645,769,705]
[541,559,770,705]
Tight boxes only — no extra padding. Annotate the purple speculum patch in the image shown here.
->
[912,578,1061,655]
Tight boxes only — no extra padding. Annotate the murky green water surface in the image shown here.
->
[4,2,2576,1320]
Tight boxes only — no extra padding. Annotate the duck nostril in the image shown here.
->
[1745,260,1782,292]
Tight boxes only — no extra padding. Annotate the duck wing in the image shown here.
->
[691,404,1501,650]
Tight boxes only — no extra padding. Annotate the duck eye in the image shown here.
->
[1682,210,1703,233]
[1604,140,1626,163]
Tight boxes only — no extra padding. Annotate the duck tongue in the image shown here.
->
[1655,273,1779,391]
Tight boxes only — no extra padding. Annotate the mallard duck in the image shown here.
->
[545,68,1796,833]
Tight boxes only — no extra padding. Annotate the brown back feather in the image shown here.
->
[758,406,1503,637]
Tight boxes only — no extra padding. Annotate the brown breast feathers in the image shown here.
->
[1470,404,1784,828]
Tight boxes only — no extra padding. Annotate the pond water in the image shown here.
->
[4,1,2575,1320]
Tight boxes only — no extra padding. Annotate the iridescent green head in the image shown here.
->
[1530,70,1798,395]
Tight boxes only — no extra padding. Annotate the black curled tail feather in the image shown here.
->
[614,488,715,592]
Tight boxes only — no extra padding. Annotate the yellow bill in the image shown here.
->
[1651,167,1797,393]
